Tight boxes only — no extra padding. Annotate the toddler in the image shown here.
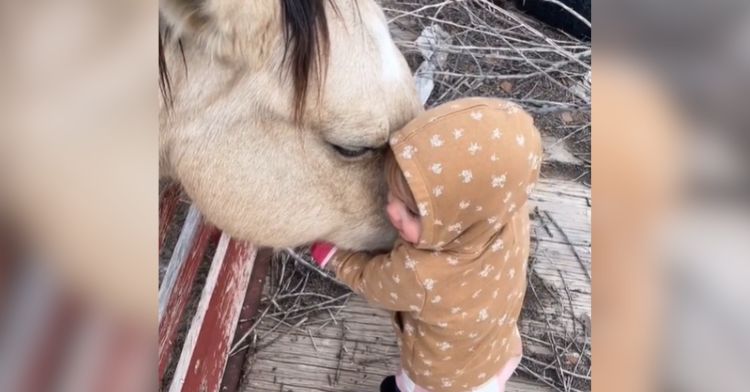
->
[310,97,542,392]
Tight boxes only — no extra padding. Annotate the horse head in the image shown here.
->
[159,0,422,250]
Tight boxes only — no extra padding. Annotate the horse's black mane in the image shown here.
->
[159,0,335,123]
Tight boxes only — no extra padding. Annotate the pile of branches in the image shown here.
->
[230,249,351,356]
[383,0,591,114]
[386,0,592,184]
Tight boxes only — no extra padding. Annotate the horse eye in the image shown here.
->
[331,144,372,159]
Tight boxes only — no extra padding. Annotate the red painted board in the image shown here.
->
[158,221,220,382]
[159,183,181,251]
[220,247,272,392]
[168,236,257,392]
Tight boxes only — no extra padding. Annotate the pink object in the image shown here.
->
[396,355,521,392]
[310,242,337,268]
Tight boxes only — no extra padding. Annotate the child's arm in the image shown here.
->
[310,242,426,312]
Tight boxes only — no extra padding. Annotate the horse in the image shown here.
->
[159,0,422,250]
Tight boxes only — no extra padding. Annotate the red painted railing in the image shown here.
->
[158,185,270,392]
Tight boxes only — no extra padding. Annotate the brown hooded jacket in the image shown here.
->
[328,98,543,391]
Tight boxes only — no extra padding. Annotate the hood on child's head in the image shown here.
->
[389,97,542,252]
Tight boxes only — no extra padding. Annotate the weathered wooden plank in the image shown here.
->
[159,205,202,317]
[249,289,585,381]
[221,248,274,392]
[255,281,587,361]
[525,179,591,356]
[530,179,590,247]
[159,183,182,250]
[244,296,552,392]
[158,216,220,381]
[248,378,548,392]
[532,240,591,295]
[524,240,590,358]
[169,235,257,392]
[535,178,590,200]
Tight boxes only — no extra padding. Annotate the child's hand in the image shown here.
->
[310,242,337,268]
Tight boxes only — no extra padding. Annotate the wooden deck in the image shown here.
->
[242,177,590,392]
[523,178,591,355]
[243,295,553,392]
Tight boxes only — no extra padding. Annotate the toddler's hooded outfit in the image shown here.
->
[314,98,542,392]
